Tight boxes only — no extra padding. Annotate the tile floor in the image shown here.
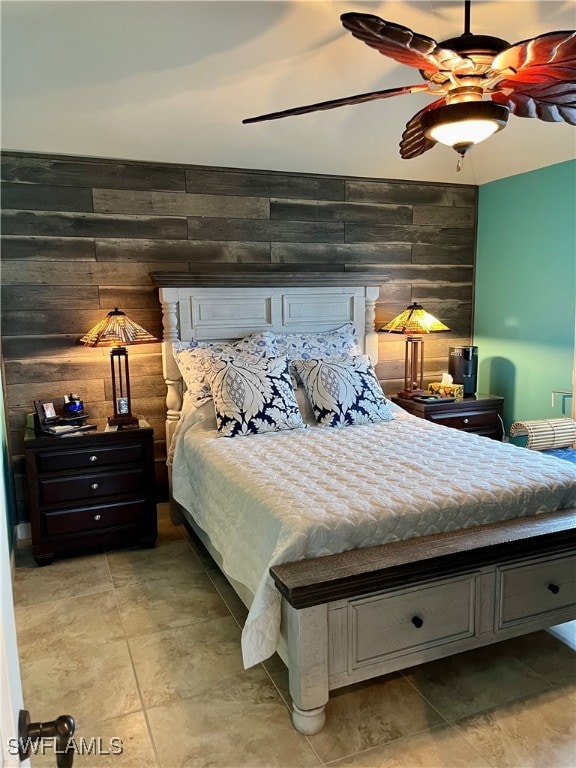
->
[13,503,576,768]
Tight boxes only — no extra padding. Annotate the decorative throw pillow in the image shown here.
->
[293,354,394,428]
[206,354,306,437]
[173,332,278,403]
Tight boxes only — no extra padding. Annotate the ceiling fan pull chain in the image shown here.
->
[456,153,464,172]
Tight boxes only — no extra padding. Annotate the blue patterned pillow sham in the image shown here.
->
[293,355,394,428]
[172,332,278,403]
[206,354,306,437]
[274,323,361,361]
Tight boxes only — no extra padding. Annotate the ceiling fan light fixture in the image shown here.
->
[421,102,509,153]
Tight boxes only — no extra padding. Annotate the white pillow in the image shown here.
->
[274,323,361,361]
[206,354,306,438]
[173,332,278,403]
[293,354,395,428]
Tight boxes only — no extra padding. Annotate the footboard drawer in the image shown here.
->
[349,574,478,670]
[497,554,576,629]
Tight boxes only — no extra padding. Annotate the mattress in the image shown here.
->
[171,405,576,667]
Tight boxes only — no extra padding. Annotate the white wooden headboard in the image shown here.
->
[150,272,386,449]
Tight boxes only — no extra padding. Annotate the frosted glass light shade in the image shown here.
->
[422,102,509,150]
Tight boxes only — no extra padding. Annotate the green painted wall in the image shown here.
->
[474,160,575,433]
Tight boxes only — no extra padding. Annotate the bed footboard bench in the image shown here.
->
[270,508,576,734]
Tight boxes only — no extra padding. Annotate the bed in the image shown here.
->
[151,272,576,735]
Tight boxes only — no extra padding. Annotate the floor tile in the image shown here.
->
[129,615,245,708]
[28,711,157,768]
[115,571,229,637]
[106,538,203,589]
[307,673,445,763]
[403,642,553,721]
[147,668,320,768]
[20,640,141,729]
[329,723,491,767]
[16,590,124,663]
[503,628,576,688]
[455,688,576,768]
[13,552,112,606]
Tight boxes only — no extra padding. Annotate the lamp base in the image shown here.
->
[396,388,427,400]
[108,413,139,429]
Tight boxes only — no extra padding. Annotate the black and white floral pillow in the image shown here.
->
[172,332,279,403]
[206,354,306,437]
[293,354,394,428]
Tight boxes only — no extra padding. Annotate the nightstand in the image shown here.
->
[25,421,157,565]
[392,394,504,440]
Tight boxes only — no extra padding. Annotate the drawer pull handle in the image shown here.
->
[548,583,560,595]
[89,455,98,462]
[411,616,424,629]
[462,418,470,424]
[94,514,101,521]
[90,483,99,490]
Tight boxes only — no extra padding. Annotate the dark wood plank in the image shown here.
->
[270,199,411,224]
[1,210,188,239]
[346,223,475,246]
[346,179,477,207]
[95,238,270,263]
[186,167,344,201]
[187,218,343,243]
[1,286,98,311]
[1,154,185,191]
[270,509,576,608]
[272,243,410,264]
[98,286,164,310]
[383,264,473,282]
[1,236,96,261]
[412,243,475,265]
[1,182,94,213]
[93,188,269,219]
[0,261,187,286]
[413,206,476,227]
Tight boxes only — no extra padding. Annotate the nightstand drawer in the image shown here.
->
[427,410,498,431]
[497,555,576,629]
[350,574,477,669]
[36,442,145,473]
[44,499,148,536]
[38,468,146,506]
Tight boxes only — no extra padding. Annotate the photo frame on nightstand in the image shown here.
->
[34,398,65,430]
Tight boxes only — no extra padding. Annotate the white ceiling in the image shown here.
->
[2,0,575,185]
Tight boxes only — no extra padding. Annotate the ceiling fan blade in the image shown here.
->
[400,98,446,159]
[242,84,430,124]
[492,82,576,125]
[492,30,576,85]
[340,12,467,74]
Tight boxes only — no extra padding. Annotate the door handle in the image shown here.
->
[18,710,75,768]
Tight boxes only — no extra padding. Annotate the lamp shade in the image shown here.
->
[80,308,158,347]
[382,303,450,335]
[421,102,509,155]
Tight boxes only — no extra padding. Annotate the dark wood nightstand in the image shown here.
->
[391,394,504,441]
[25,421,157,565]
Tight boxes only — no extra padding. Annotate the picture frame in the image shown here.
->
[34,397,65,430]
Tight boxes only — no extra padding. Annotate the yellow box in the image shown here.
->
[428,382,464,401]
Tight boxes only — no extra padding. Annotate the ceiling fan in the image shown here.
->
[243,1,576,167]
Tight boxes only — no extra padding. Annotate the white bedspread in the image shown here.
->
[171,407,576,667]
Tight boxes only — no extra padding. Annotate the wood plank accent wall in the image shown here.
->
[1,151,477,523]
